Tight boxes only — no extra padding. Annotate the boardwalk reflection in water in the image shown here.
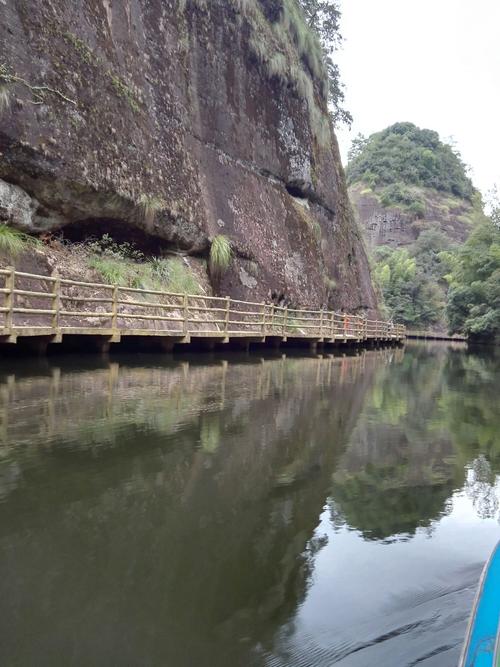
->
[0,344,498,667]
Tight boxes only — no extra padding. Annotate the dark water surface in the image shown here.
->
[0,343,499,666]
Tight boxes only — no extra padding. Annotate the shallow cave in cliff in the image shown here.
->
[59,218,172,256]
[285,183,309,200]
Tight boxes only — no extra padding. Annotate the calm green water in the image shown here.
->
[0,343,498,666]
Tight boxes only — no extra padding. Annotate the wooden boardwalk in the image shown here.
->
[406,331,466,342]
[0,267,405,354]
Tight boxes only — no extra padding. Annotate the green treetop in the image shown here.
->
[346,122,474,200]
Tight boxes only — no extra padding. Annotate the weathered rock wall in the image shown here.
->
[0,0,377,313]
[350,182,480,250]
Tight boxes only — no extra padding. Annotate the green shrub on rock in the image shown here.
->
[209,235,232,279]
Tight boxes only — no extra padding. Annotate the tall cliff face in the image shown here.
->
[0,0,377,313]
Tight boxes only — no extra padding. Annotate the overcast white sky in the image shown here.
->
[335,0,500,196]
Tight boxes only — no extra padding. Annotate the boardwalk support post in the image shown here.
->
[224,296,230,333]
[183,294,189,335]
[4,266,15,333]
[52,272,61,332]
[111,285,118,333]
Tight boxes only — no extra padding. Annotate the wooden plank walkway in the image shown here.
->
[406,331,466,342]
[0,267,406,353]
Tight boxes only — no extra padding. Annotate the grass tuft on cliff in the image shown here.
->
[88,256,129,285]
[209,235,232,278]
[88,252,202,295]
[279,1,328,89]
[0,225,39,256]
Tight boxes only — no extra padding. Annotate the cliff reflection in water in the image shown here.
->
[0,344,498,667]
[0,350,387,666]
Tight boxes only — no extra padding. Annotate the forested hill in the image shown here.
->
[346,122,496,336]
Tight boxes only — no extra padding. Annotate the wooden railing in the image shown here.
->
[0,267,406,341]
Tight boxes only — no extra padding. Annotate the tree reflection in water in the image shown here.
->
[329,344,500,541]
[465,456,499,519]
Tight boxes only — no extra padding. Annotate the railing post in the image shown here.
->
[283,306,288,336]
[261,302,266,335]
[270,303,275,333]
[182,293,188,335]
[4,266,15,333]
[111,285,118,332]
[52,271,60,331]
[224,296,230,333]
[330,312,335,339]
[319,308,324,338]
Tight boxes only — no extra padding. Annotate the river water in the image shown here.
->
[0,342,498,666]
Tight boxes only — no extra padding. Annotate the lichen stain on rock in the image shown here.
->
[0,179,39,230]
[239,266,257,289]
[0,0,377,314]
